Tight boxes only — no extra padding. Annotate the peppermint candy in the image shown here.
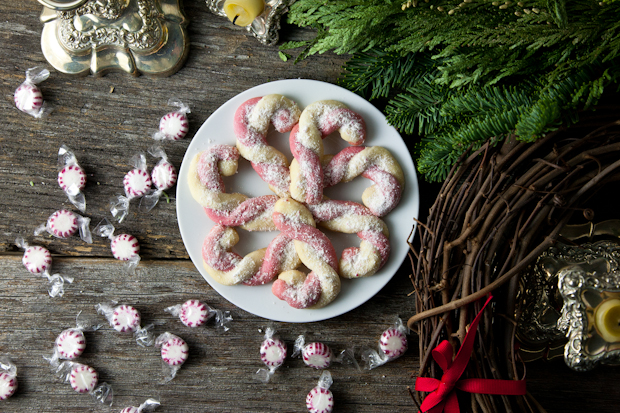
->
[120,398,160,413]
[306,371,334,413]
[0,372,17,400]
[22,245,52,275]
[111,234,140,261]
[111,304,141,333]
[35,210,92,243]
[379,327,408,359]
[14,67,50,118]
[160,335,189,366]
[151,160,177,191]
[260,331,287,368]
[153,98,191,141]
[124,168,152,198]
[55,328,86,360]
[69,363,98,393]
[302,342,333,370]
[179,300,209,328]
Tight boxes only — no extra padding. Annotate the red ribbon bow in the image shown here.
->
[415,296,526,413]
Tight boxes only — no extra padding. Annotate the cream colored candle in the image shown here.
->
[594,298,620,343]
[224,0,265,26]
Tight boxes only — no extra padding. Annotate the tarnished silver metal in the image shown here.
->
[206,0,295,45]
[39,0,189,77]
[518,220,620,371]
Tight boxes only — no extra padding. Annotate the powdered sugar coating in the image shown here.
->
[160,111,189,140]
[161,336,189,366]
[124,169,152,198]
[111,234,140,261]
[379,327,407,358]
[233,95,301,198]
[58,164,86,192]
[55,329,86,360]
[152,161,177,191]
[271,198,340,309]
[70,364,98,393]
[180,300,209,327]
[111,305,141,333]
[0,373,17,400]
[306,386,334,413]
[22,245,52,274]
[14,83,43,113]
[260,337,287,368]
[302,342,332,369]
[48,210,78,238]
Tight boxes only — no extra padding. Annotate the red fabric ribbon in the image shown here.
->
[415,296,526,413]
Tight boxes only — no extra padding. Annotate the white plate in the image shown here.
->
[177,79,419,322]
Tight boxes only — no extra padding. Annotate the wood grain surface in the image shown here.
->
[1,2,619,413]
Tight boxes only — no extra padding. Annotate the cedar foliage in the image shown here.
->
[284,0,620,181]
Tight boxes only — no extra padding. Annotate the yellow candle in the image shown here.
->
[594,298,620,343]
[223,0,265,26]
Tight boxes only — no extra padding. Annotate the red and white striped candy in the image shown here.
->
[302,342,332,369]
[159,111,189,140]
[22,245,52,274]
[111,305,141,333]
[379,327,407,359]
[151,161,177,191]
[124,169,152,198]
[69,364,98,393]
[14,83,43,114]
[260,337,287,368]
[110,234,140,261]
[55,328,86,359]
[58,164,86,192]
[179,300,209,328]
[306,386,334,413]
[48,210,78,238]
[160,336,189,366]
[120,408,139,413]
[0,372,17,400]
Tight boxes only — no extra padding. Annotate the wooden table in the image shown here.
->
[0,2,619,412]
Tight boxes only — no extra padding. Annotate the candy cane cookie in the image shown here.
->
[233,95,301,197]
[188,145,277,232]
[271,198,340,309]
[201,225,301,286]
[289,100,366,205]
[322,146,405,217]
[308,199,390,279]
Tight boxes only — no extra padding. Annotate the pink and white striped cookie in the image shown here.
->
[260,336,287,368]
[0,372,17,400]
[58,164,86,192]
[306,386,334,413]
[22,245,52,274]
[179,300,209,328]
[69,364,98,393]
[111,305,141,333]
[110,234,140,261]
[302,343,332,369]
[14,83,43,114]
[48,210,78,238]
[151,161,177,191]
[379,327,407,359]
[160,335,189,366]
[55,328,86,360]
[159,111,189,140]
[124,169,152,198]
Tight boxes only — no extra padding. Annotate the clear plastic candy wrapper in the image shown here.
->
[360,317,408,370]
[57,145,87,212]
[152,98,190,141]
[306,371,334,413]
[53,361,113,407]
[93,218,141,272]
[164,299,232,331]
[95,302,154,347]
[120,398,160,413]
[0,356,18,400]
[34,209,92,243]
[16,237,73,297]
[139,146,177,212]
[292,335,358,370]
[155,332,188,382]
[44,312,102,369]
[255,327,287,383]
[111,153,151,223]
[14,67,51,118]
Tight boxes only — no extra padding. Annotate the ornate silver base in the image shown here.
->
[39,0,189,77]
[206,0,295,46]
